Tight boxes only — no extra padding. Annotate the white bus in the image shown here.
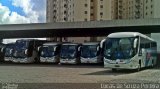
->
[80,42,103,64]
[38,42,61,63]
[101,32,157,71]
[12,39,46,63]
[60,43,81,64]
[2,43,15,62]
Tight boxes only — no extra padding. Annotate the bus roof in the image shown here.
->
[107,32,155,41]
[82,42,99,45]
[62,43,81,46]
[43,42,61,46]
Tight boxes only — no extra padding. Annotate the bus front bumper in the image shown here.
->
[104,60,139,69]
[40,57,59,63]
[12,58,34,63]
[80,57,98,63]
[4,57,12,62]
[60,59,77,64]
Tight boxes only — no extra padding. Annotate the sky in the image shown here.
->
[0,0,46,24]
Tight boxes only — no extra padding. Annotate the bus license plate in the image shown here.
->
[115,65,120,67]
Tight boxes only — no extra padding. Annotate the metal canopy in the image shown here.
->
[0,18,160,38]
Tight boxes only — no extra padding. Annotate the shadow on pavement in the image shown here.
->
[82,68,148,76]
[0,62,104,68]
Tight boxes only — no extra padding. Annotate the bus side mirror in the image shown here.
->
[54,46,57,51]
[133,39,138,48]
[9,49,13,54]
[38,46,41,51]
[97,46,100,51]
[100,39,106,48]
[1,47,4,53]
[25,49,28,55]
[78,46,81,52]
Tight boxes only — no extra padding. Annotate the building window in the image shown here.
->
[100,5,103,8]
[64,4,67,8]
[85,11,88,14]
[85,4,88,7]
[64,11,67,14]
[91,0,93,2]
[146,12,148,15]
[100,12,103,15]
[84,18,87,21]
[91,13,94,16]
[91,6,94,9]
[151,11,153,14]
[53,10,57,13]
[64,18,67,21]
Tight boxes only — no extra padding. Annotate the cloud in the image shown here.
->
[11,0,46,23]
[12,0,33,14]
[0,3,30,24]
[0,0,46,24]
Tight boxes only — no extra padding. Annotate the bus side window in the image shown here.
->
[151,42,157,48]
[140,44,145,49]
[145,43,150,49]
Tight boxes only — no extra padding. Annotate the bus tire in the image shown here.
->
[112,68,117,72]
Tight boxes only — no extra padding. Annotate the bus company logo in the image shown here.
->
[2,83,18,89]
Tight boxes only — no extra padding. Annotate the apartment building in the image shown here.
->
[47,0,160,42]
[117,0,160,19]
[47,0,74,22]
[47,0,112,42]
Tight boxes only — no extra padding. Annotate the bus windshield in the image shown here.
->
[60,45,77,59]
[41,46,56,57]
[15,40,28,49]
[13,40,28,58]
[81,45,98,58]
[5,44,14,57]
[104,37,137,60]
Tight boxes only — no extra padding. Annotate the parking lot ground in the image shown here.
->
[0,63,160,89]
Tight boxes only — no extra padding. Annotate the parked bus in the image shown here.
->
[80,42,103,64]
[12,39,46,63]
[38,42,61,63]
[2,43,15,62]
[101,32,157,71]
[0,43,5,62]
[60,43,81,64]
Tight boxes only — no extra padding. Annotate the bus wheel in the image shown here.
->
[112,68,117,72]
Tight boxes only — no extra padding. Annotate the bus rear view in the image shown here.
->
[39,42,61,63]
[102,32,157,71]
[80,42,103,64]
[60,43,81,64]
